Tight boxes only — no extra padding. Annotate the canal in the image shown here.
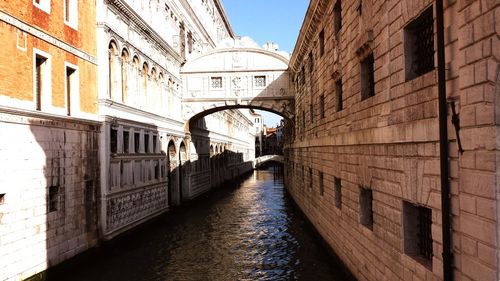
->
[48,165,354,281]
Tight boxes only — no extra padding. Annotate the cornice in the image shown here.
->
[178,0,216,48]
[213,0,235,38]
[289,0,329,72]
[108,0,183,63]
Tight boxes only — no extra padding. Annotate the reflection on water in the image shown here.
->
[48,165,354,281]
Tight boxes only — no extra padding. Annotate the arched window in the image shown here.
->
[108,41,118,99]
[142,62,149,96]
[209,145,214,157]
[121,48,129,102]
[151,67,157,81]
[179,142,187,162]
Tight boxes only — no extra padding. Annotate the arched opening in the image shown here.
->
[142,62,149,97]
[167,140,178,206]
[108,41,118,99]
[121,48,129,102]
[209,145,214,157]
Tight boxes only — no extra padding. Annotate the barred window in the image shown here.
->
[320,94,325,119]
[319,172,324,195]
[334,0,342,39]
[211,77,223,88]
[359,187,373,229]
[319,30,325,56]
[254,76,266,87]
[335,79,343,111]
[48,186,60,212]
[361,54,375,100]
[334,177,342,209]
[403,201,433,267]
[110,128,118,153]
[404,6,434,81]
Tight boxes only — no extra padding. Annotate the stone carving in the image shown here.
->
[106,184,168,232]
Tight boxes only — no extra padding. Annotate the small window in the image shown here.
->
[211,77,222,89]
[65,66,76,116]
[0,193,5,205]
[319,172,324,195]
[48,186,60,212]
[35,55,48,111]
[361,54,375,100]
[309,168,313,189]
[335,79,343,111]
[404,6,434,80]
[64,0,78,29]
[110,128,118,153]
[334,0,342,39]
[123,130,130,153]
[153,135,157,153]
[319,30,325,56]
[403,201,433,267]
[33,0,50,14]
[319,94,325,119]
[309,52,314,73]
[359,187,373,229]
[134,132,140,153]
[334,177,342,209]
[254,76,266,87]
[154,161,160,180]
[144,134,150,153]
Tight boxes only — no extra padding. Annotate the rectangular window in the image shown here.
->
[35,55,48,111]
[319,30,325,56]
[335,79,343,111]
[110,128,118,153]
[361,54,375,100]
[123,130,130,153]
[309,168,313,189]
[153,135,157,153]
[309,52,314,73]
[359,187,373,229]
[403,201,433,267]
[254,76,266,87]
[211,77,222,89]
[404,6,434,81]
[319,172,324,195]
[334,177,342,209]
[48,186,59,212]
[154,161,160,180]
[144,134,150,153]
[334,0,342,39]
[64,0,78,29]
[65,66,76,116]
[319,94,325,119]
[134,132,140,153]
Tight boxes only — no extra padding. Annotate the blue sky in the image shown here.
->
[220,0,309,127]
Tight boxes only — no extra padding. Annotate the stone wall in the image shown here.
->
[286,0,499,280]
[0,110,99,281]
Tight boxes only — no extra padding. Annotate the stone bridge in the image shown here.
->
[254,155,284,168]
[181,39,295,126]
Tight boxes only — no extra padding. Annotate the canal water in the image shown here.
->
[48,165,354,281]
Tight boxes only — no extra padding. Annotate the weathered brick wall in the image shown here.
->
[286,0,499,280]
[0,111,100,281]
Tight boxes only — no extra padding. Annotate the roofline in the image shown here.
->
[214,0,235,38]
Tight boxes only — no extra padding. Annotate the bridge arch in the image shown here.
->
[181,45,295,125]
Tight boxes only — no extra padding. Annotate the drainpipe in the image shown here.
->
[436,0,453,280]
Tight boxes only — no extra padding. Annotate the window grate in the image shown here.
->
[335,79,343,111]
[361,54,375,100]
[334,177,342,209]
[254,76,266,87]
[412,8,434,77]
[418,206,433,260]
[211,77,222,88]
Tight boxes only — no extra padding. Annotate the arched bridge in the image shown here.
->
[254,155,284,168]
[181,38,295,125]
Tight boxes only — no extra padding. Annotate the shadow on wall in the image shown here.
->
[0,113,100,281]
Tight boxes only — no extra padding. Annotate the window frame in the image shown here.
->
[64,0,78,30]
[33,0,51,14]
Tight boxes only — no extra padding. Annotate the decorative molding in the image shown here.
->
[0,10,97,64]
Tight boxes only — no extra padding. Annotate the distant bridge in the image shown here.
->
[254,155,284,168]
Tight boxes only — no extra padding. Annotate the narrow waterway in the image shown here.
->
[48,165,354,281]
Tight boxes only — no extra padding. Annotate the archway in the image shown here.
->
[167,140,179,206]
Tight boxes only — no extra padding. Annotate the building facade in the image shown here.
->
[285,0,500,280]
[0,1,100,280]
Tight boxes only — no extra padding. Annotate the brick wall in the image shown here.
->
[286,0,500,280]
